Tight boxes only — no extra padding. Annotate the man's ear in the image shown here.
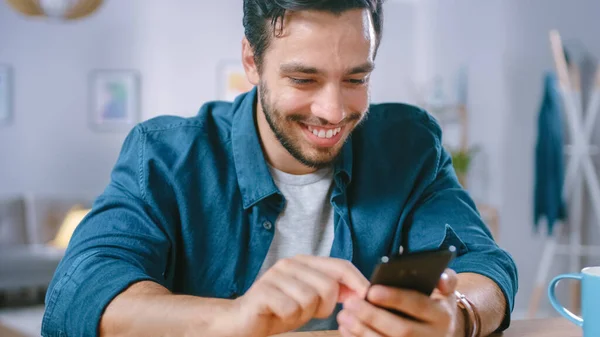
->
[242,38,260,86]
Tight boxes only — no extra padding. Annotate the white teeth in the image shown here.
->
[307,125,342,139]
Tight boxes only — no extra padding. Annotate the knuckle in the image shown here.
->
[314,303,335,319]
[299,288,319,308]
[322,279,338,297]
[277,258,294,268]
[281,301,302,321]
[341,259,354,270]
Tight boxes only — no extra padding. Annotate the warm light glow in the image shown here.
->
[51,207,90,249]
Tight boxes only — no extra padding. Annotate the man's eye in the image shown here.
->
[289,78,314,85]
[347,78,367,85]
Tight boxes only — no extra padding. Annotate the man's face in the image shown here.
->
[252,9,376,169]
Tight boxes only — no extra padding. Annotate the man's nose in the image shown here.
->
[311,85,346,125]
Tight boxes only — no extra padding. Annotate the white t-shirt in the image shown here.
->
[258,165,335,278]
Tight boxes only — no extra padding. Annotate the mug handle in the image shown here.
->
[548,273,584,327]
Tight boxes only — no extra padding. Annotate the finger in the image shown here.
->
[293,255,370,299]
[337,309,384,337]
[366,285,450,325]
[273,258,339,318]
[258,281,302,324]
[338,326,357,337]
[343,296,432,336]
[267,269,321,321]
[436,269,458,296]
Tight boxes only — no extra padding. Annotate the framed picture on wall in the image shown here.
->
[0,65,13,125]
[89,69,140,132]
[217,60,254,101]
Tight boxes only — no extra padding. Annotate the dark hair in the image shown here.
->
[243,0,384,71]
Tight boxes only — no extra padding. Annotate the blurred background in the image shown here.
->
[1,0,600,336]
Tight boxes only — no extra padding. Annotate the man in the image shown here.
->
[42,1,518,336]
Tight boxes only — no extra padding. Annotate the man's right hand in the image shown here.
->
[223,255,370,337]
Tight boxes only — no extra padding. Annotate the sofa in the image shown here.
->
[0,195,93,297]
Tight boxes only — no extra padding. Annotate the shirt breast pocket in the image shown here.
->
[437,224,469,257]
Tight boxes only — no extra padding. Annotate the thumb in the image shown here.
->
[436,268,458,296]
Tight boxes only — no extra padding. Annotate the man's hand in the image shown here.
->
[337,269,464,337]
[225,255,370,337]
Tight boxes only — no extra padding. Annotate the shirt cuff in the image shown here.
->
[42,252,160,337]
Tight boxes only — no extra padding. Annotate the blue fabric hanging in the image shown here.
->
[534,72,567,235]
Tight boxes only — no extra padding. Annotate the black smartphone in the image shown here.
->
[366,245,457,319]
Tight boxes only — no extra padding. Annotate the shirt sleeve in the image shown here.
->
[407,146,518,332]
[41,126,172,337]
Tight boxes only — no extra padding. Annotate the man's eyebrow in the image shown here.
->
[279,62,375,75]
[280,63,320,74]
[347,62,375,75]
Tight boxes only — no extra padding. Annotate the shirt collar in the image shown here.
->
[231,87,353,209]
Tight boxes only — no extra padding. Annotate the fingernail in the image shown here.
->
[369,285,388,300]
[441,272,449,281]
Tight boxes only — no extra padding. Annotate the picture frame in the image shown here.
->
[0,65,13,126]
[89,69,140,132]
[217,60,254,101]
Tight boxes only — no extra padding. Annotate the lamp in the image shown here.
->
[50,206,90,249]
[5,0,104,20]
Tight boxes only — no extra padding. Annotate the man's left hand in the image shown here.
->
[336,269,463,337]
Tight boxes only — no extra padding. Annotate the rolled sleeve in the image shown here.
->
[408,146,518,332]
[42,126,172,337]
[451,245,517,331]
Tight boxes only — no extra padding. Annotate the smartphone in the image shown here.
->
[367,245,457,319]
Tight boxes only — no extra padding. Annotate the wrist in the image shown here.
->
[453,301,467,337]
[454,290,481,337]
[186,297,240,337]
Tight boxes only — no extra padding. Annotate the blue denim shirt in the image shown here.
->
[42,88,517,337]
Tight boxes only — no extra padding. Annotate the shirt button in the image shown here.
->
[263,221,272,230]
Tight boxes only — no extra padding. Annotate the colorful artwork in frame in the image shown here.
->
[218,60,254,101]
[89,70,140,131]
[0,65,13,125]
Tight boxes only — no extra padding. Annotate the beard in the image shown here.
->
[258,81,364,169]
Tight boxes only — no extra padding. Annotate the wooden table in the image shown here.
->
[275,318,581,337]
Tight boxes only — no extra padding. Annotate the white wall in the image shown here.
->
[0,0,417,197]
[0,1,141,197]
[416,0,600,316]
[502,0,600,316]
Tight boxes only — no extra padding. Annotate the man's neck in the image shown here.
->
[255,101,317,175]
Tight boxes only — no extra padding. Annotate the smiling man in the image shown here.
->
[42,1,517,337]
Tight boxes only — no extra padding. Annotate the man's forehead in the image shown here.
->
[265,9,376,65]
[276,8,375,44]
